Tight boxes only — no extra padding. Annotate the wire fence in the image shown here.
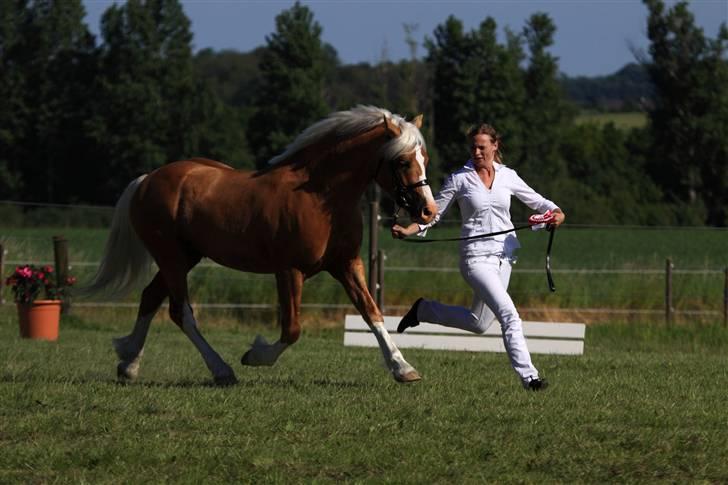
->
[2,254,727,325]
[1,200,728,325]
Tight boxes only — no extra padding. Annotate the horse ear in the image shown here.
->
[412,114,423,129]
[384,115,402,138]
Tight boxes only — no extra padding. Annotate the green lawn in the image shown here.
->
[1,309,727,483]
[575,111,647,130]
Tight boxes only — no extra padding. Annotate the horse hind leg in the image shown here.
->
[170,299,237,386]
[114,272,167,381]
[157,254,237,386]
[241,269,303,367]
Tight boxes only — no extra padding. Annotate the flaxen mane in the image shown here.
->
[268,105,426,166]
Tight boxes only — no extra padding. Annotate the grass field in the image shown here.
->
[1,309,728,483]
[575,111,647,130]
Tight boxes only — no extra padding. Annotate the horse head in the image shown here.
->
[376,113,438,224]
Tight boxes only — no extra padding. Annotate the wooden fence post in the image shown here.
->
[368,197,380,299]
[376,249,385,313]
[665,258,673,326]
[53,236,70,313]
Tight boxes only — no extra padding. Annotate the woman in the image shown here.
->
[391,124,565,391]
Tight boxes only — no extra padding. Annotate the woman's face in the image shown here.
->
[470,133,498,166]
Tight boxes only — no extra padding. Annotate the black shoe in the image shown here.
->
[526,378,549,391]
[397,298,423,333]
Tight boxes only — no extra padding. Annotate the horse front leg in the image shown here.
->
[332,257,421,383]
[241,269,303,367]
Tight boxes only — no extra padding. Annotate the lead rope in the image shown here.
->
[398,223,557,292]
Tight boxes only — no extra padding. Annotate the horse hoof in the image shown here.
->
[240,350,253,366]
[214,374,238,386]
[394,370,422,383]
[117,361,139,381]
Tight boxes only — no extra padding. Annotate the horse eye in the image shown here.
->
[398,159,410,168]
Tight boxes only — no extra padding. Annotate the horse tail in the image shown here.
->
[81,175,153,299]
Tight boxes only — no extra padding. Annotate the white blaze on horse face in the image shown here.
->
[415,145,434,202]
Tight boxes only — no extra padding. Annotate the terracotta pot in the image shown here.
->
[17,299,61,341]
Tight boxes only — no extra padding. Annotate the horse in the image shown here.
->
[86,105,438,385]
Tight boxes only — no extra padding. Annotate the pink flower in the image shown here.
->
[17,266,32,278]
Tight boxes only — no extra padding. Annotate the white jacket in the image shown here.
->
[418,160,559,259]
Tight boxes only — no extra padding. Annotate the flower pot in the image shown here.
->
[17,299,61,341]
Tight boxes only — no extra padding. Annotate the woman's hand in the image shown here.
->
[551,209,566,228]
[391,223,420,239]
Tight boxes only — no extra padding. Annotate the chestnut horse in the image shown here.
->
[86,106,437,385]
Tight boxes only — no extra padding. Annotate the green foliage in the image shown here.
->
[563,63,654,111]
[518,13,575,187]
[246,2,334,167]
[643,0,728,225]
[426,16,527,175]
[193,47,263,108]
[0,0,724,228]
[0,0,96,202]
[87,0,212,201]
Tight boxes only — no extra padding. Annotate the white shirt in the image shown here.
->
[418,160,559,259]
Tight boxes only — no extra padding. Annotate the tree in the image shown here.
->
[643,0,728,225]
[426,16,526,176]
[0,0,96,202]
[246,2,335,168]
[518,13,574,188]
[0,0,28,199]
[87,0,235,202]
[425,16,474,174]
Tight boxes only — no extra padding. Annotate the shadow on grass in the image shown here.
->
[0,371,370,391]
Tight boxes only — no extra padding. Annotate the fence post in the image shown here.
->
[53,236,71,314]
[665,258,673,326]
[723,267,727,328]
[376,249,385,313]
[368,197,380,299]
[0,243,5,304]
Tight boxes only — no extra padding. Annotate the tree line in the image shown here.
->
[1,0,726,225]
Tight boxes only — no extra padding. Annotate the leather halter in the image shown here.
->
[373,155,431,219]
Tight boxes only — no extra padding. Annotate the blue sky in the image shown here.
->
[82,1,727,77]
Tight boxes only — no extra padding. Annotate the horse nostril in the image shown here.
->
[423,207,432,217]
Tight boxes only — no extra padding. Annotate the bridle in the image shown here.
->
[374,155,431,220]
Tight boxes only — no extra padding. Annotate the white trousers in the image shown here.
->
[417,255,539,385]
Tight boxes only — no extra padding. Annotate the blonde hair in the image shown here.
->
[269,105,425,165]
[467,123,504,164]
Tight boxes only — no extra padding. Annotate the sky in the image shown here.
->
[82,0,727,77]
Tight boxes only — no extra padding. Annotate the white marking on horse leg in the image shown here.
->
[240,334,289,367]
[113,312,155,380]
[180,304,236,383]
[371,322,420,382]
